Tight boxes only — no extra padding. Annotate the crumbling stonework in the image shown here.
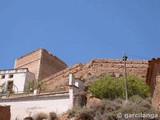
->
[81,59,147,83]
[146,58,160,109]
[14,48,67,80]
[13,49,148,94]
[43,63,83,91]
[14,49,148,89]
[43,59,148,90]
[0,105,11,120]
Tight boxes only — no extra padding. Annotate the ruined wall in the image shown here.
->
[14,48,148,93]
[0,105,10,120]
[146,59,160,95]
[146,58,160,109]
[151,76,160,109]
[81,59,148,84]
[43,59,148,90]
[14,48,67,80]
[43,63,83,91]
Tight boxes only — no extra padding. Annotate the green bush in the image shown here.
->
[89,75,150,99]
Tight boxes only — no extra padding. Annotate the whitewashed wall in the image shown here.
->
[0,94,71,119]
[0,69,35,93]
[0,74,84,119]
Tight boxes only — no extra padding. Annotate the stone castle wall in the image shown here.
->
[43,59,148,90]
[14,49,42,79]
[81,59,147,82]
[14,49,148,92]
[14,48,67,80]
[39,49,67,80]
[43,63,83,91]
[146,58,160,109]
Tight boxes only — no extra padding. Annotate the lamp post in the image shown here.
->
[123,53,128,101]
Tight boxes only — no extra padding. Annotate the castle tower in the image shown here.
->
[14,48,67,80]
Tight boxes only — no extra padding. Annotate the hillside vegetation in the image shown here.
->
[67,75,155,120]
[89,75,150,99]
[68,96,159,120]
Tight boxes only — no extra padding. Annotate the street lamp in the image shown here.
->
[123,53,128,101]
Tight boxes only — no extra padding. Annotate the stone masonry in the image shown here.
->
[146,58,160,109]
[14,48,67,80]
[43,59,148,90]
[13,49,148,93]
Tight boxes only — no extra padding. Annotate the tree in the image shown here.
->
[89,75,150,99]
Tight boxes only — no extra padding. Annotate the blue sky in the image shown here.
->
[0,0,160,69]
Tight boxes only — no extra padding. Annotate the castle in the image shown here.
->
[0,48,157,119]
[0,48,148,94]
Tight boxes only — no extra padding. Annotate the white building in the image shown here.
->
[0,74,85,120]
[0,68,35,94]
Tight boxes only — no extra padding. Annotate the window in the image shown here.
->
[1,75,5,79]
[7,81,13,93]
[9,74,14,78]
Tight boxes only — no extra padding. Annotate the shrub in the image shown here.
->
[34,81,46,92]
[33,112,48,120]
[24,80,34,92]
[68,96,160,120]
[89,75,150,99]
[128,96,158,114]
[67,106,81,118]
[49,112,57,120]
[75,107,94,120]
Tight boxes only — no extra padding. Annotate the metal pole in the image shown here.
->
[123,53,128,101]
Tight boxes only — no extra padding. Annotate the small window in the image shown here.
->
[1,75,5,79]
[9,74,14,78]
